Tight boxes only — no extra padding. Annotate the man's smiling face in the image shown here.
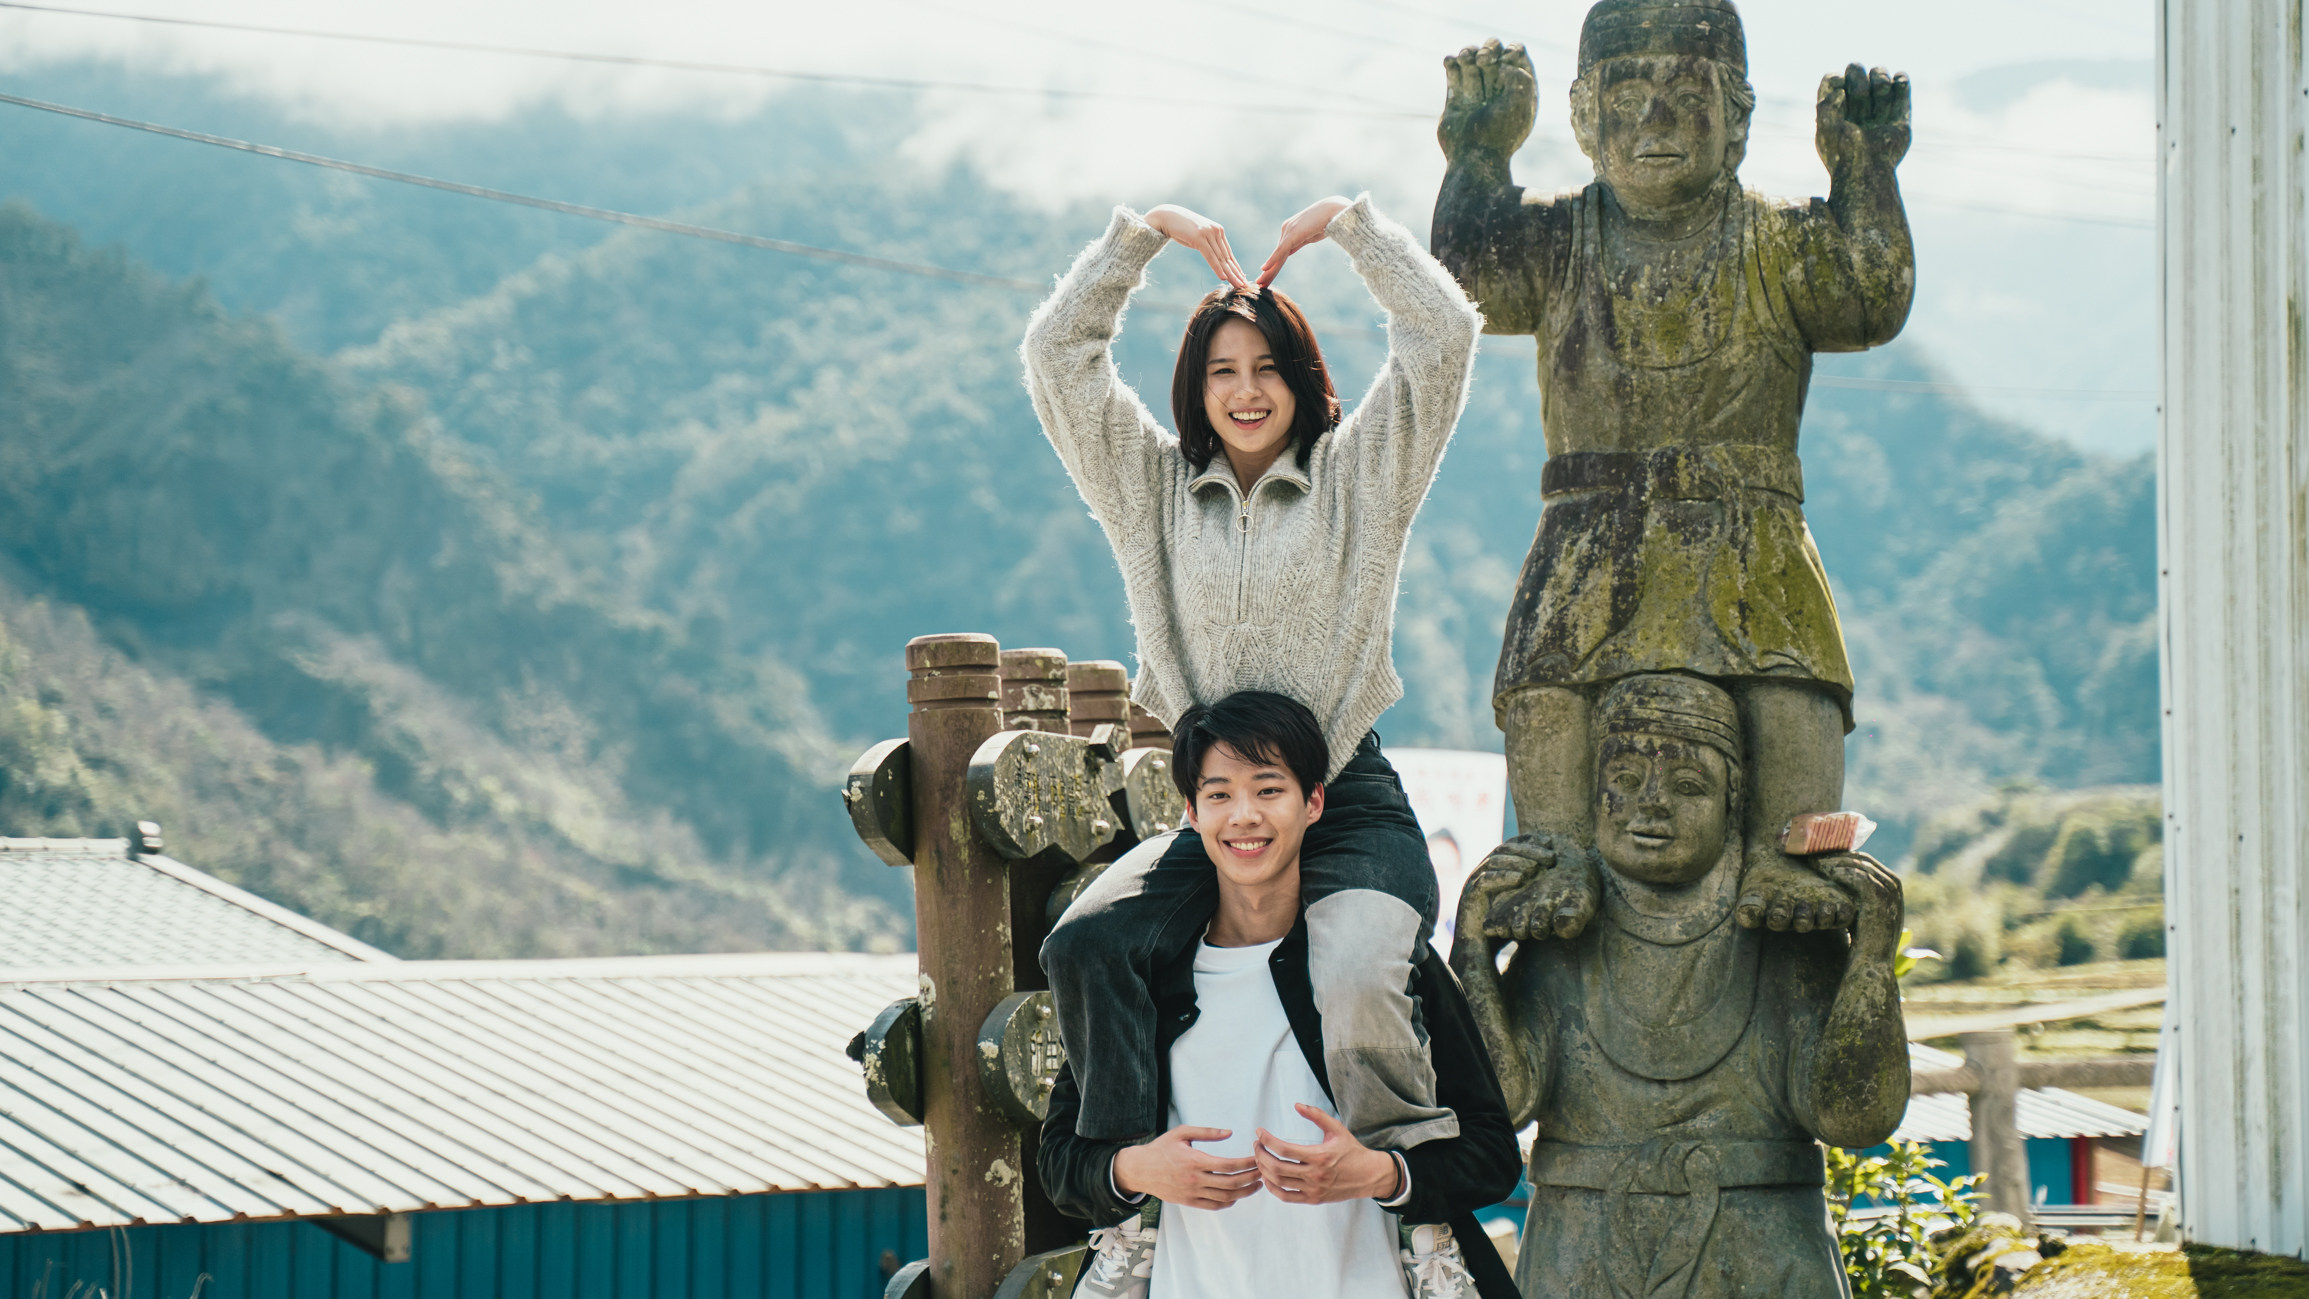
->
[1186,740,1325,894]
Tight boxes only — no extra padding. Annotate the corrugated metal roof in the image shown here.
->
[0,953,924,1234]
[0,841,390,968]
[1893,1044,2150,1144]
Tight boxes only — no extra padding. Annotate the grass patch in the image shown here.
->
[2016,1242,2309,1298]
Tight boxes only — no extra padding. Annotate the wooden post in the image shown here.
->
[907,634,1024,1297]
[996,647,1077,1255]
[1064,661,1130,739]
[1001,649,1070,733]
[1127,697,1172,750]
[1961,1029,2031,1225]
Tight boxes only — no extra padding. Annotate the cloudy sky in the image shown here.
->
[0,0,2158,450]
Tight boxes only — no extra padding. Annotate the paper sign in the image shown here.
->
[1386,748,1509,946]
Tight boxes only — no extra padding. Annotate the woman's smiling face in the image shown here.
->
[1202,316,1299,473]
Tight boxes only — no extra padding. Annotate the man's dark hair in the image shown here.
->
[1170,286,1342,474]
[1169,691,1329,802]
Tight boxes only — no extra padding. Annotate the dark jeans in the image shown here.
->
[1040,732,1457,1148]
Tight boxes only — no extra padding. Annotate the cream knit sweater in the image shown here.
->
[1020,197,1481,777]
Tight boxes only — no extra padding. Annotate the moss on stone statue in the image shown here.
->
[2010,1242,2309,1298]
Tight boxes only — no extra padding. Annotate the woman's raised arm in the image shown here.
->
[1019,208,1188,540]
[1307,197,1482,526]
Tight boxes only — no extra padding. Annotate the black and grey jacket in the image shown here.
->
[1040,914,1524,1299]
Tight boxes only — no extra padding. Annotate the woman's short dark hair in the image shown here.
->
[1170,287,1342,473]
[1169,691,1330,802]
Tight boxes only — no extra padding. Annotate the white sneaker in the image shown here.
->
[1077,1204,1159,1299]
[1399,1221,1477,1299]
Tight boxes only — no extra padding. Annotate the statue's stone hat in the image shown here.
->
[1578,0,1747,77]
[1599,673,1744,767]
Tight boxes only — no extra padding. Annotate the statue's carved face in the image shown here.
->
[1589,54,1735,210]
[1595,733,1732,885]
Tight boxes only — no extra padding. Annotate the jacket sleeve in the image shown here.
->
[1311,196,1483,534]
[1390,952,1527,1226]
[1019,207,1182,550]
[1039,1059,1142,1226]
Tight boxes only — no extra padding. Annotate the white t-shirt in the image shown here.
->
[1150,937,1407,1299]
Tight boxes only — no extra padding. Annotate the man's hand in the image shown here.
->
[1816,62,1911,176]
[1144,204,1254,294]
[1111,1125,1262,1210]
[1256,196,1354,287]
[1815,852,1903,965]
[1253,1104,1400,1205]
[1440,39,1537,165]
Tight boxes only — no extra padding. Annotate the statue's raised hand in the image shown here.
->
[1467,831,1600,943]
[1440,39,1537,165]
[1814,852,1903,966]
[1816,63,1911,176]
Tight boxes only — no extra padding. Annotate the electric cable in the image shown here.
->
[1814,375,2155,402]
[0,0,1408,120]
[0,89,2156,401]
[0,0,2156,169]
[0,87,1054,291]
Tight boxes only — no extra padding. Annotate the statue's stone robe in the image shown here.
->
[1443,181,1884,718]
[1500,881,1859,1299]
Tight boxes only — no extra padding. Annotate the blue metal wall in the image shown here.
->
[0,1188,928,1299]
[1894,1139,2078,1205]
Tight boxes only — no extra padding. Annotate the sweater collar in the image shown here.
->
[1187,446,1313,501]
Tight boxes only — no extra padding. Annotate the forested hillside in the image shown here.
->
[0,65,2158,951]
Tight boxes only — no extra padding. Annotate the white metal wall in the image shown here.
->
[2158,0,2309,1257]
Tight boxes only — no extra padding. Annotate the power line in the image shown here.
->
[885,0,1430,117]
[1815,375,2157,403]
[1902,196,2154,231]
[0,89,2159,406]
[0,0,1409,120]
[0,88,1055,291]
[0,0,2157,172]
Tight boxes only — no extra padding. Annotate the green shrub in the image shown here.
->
[2045,812,2145,899]
[1948,930,1996,981]
[1826,1140,1984,1299]
[2055,918,2096,966]
[1982,821,2059,887]
[2119,913,2167,959]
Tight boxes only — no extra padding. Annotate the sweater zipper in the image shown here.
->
[1234,489,1255,621]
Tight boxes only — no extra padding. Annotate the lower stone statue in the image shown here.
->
[1450,673,1909,1297]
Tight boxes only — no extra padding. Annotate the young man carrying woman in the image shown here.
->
[1039,692,1523,1299]
[1022,194,1488,1292]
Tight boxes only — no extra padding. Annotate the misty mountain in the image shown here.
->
[0,65,2156,949]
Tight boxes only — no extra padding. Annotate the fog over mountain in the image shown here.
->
[0,60,2155,950]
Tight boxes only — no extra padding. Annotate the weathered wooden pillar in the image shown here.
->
[997,647,1079,1256]
[906,634,1025,1296]
[1960,1028,2030,1225]
[1127,697,1172,750]
[1001,649,1070,733]
[849,642,1187,1299]
[1064,661,1130,739]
